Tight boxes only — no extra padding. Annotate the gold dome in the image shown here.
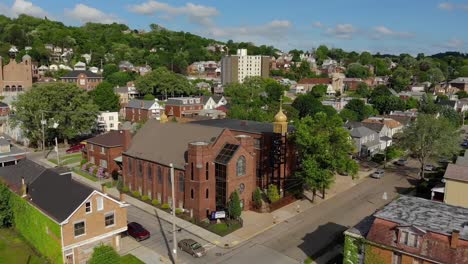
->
[274,109,287,123]
[160,112,168,123]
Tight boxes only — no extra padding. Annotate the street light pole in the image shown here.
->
[41,111,46,156]
[170,163,177,262]
[55,137,60,166]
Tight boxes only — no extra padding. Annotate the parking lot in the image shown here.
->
[125,206,230,264]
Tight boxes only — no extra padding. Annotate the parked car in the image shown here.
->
[438,157,451,164]
[371,169,385,179]
[66,144,85,154]
[424,164,435,171]
[127,222,150,241]
[178,239,206,257]
[461,141,468,148]
[395,158,407,166]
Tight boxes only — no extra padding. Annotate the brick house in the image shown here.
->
[124,99,164,122]
[165,97,204,118]
[0,54,34,94]
[123,109,295,220]
[85,130,132,174]
[60,70,103,91]
[344,196,468,264]
[0,159,128,264]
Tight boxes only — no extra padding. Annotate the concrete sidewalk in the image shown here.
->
[120,237,170,264]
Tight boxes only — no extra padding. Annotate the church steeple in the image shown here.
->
[273,98,288,135]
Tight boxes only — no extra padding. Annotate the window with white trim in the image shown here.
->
[74,221,85,237]
[100,159,108,169]
[105,212,115,227]
[85,201,92,213]
[97,196,104,211]
[101,147,105,154]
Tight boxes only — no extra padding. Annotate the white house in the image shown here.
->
[89,66,99,74]
[82,54,92,64]
[97,111,119,132]
[38,65,49,75]
[49,64,59,71]
[199,95,227,110]
[74,62,86,71]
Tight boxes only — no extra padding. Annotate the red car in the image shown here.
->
[127,222,150,241]
[66,144,85,154]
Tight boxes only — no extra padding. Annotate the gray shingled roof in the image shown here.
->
[192,119,292,134]
[124,120,224,169]
[346,125,377,138]
[375,196,468,241]
[86,130,127,147]
[126,99,155,109]
[0,159,94,223]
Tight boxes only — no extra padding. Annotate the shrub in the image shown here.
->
[175,208,184,214]
[141,195,150,201]
[122,186,129,193]
[116,178,124,191]
[111,170,119,181]
[89,245,120,264]
[132,191,141,198]
[228,191,242,219]
[93,167,99,176]
[161,203,170,209]
[253,187,263,209]
[80,159,87,166]
[267,184,280,203]
[151,199,160,206]
[0,183,13,227]
[386,146,404,160]
[371,153,385,164]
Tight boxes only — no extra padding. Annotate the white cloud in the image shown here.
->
[312,21,323,28]
[207,20,292,41]
[65,4,121,24]
[372,26,415,39]
[325,24,356,39]
[0,0,48,18]
[128,1,219,26]
[438,38,464,49]
[438,2,468,11]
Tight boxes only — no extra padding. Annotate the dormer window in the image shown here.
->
[399,230,419,247]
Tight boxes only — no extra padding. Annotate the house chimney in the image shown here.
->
[451,230,460,249]
[21,177,27,197]
[119,192,126,202]
[121,129,132,151]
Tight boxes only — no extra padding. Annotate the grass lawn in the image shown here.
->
[206,222,242,237]
[48,153,82,166]
[0,228,48,264]
[120,254,145,264]
[72,167,98,182]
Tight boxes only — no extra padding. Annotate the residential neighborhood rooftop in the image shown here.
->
[192,118,292,134]
[444,163,468,182]
[61,70,103,78]
[126,99,158,109]
[374,196,468,240]
[85,129,129,147]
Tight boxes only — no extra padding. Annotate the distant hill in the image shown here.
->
[0,14,278,73]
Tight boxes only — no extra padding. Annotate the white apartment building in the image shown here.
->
[221,49,270,85]
[97,111,119,132]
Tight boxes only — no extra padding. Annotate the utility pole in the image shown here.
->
[170,163,177,262]
[55,137,60,166]
[41,111,46,156]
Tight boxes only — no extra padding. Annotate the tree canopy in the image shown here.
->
[10,83,99,146]
[294,113,358,201]
[134,67,194,96]
[343,99,377,121]
[292,93,337,118]
[89,82,120,112]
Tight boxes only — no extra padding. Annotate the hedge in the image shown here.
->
[10,192,63,263]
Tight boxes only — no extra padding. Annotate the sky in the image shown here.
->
[1,0,467,55]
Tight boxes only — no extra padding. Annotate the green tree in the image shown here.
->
[344,99,376,121]
[10,83,99,147]
[89,245,120,264]
[440,106,462,128]
[253,187,263,209]
[418,93,439,114]
[311,84,328,98]
[143,94,156,100]
[106,71,134,87]
[228,191,242,219]
[102,64,119,79]
[390,67,411,92]
[292,93,337,118]
[346,63,370,78]
[0,182,13,227]
[400,114,460,179]
[355,82,370,98]
[294,113,358,200]
[359,51,373,65]
[89,82,120,111]
[456,91,468,99]
[339,108,358,122]
[135,67,193,96]
[405,97,419,110]
[369,85,392,102]
[457,65,468,77]
[267,184,280,203]
[372,96,405,114]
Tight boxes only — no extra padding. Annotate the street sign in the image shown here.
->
[210,211,226,220]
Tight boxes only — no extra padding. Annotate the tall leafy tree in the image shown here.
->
[135,67,194,96]
[0,183,13,227]
[228,191,242,219]
[418,93,440,114]
[390,67,412,92]
[343,99,377,121]
[346,63,370,78]
[292,93,337,118]
[10,83,99,146]
[294,113,358,201]
[372,96,406,114]
[89,82,120,111]
[400,114,459,179]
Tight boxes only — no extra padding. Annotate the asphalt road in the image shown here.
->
[126,161,419,264]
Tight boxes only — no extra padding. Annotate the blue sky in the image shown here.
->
[1,0,467,55]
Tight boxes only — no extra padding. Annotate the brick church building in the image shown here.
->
[122,108,295,220]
